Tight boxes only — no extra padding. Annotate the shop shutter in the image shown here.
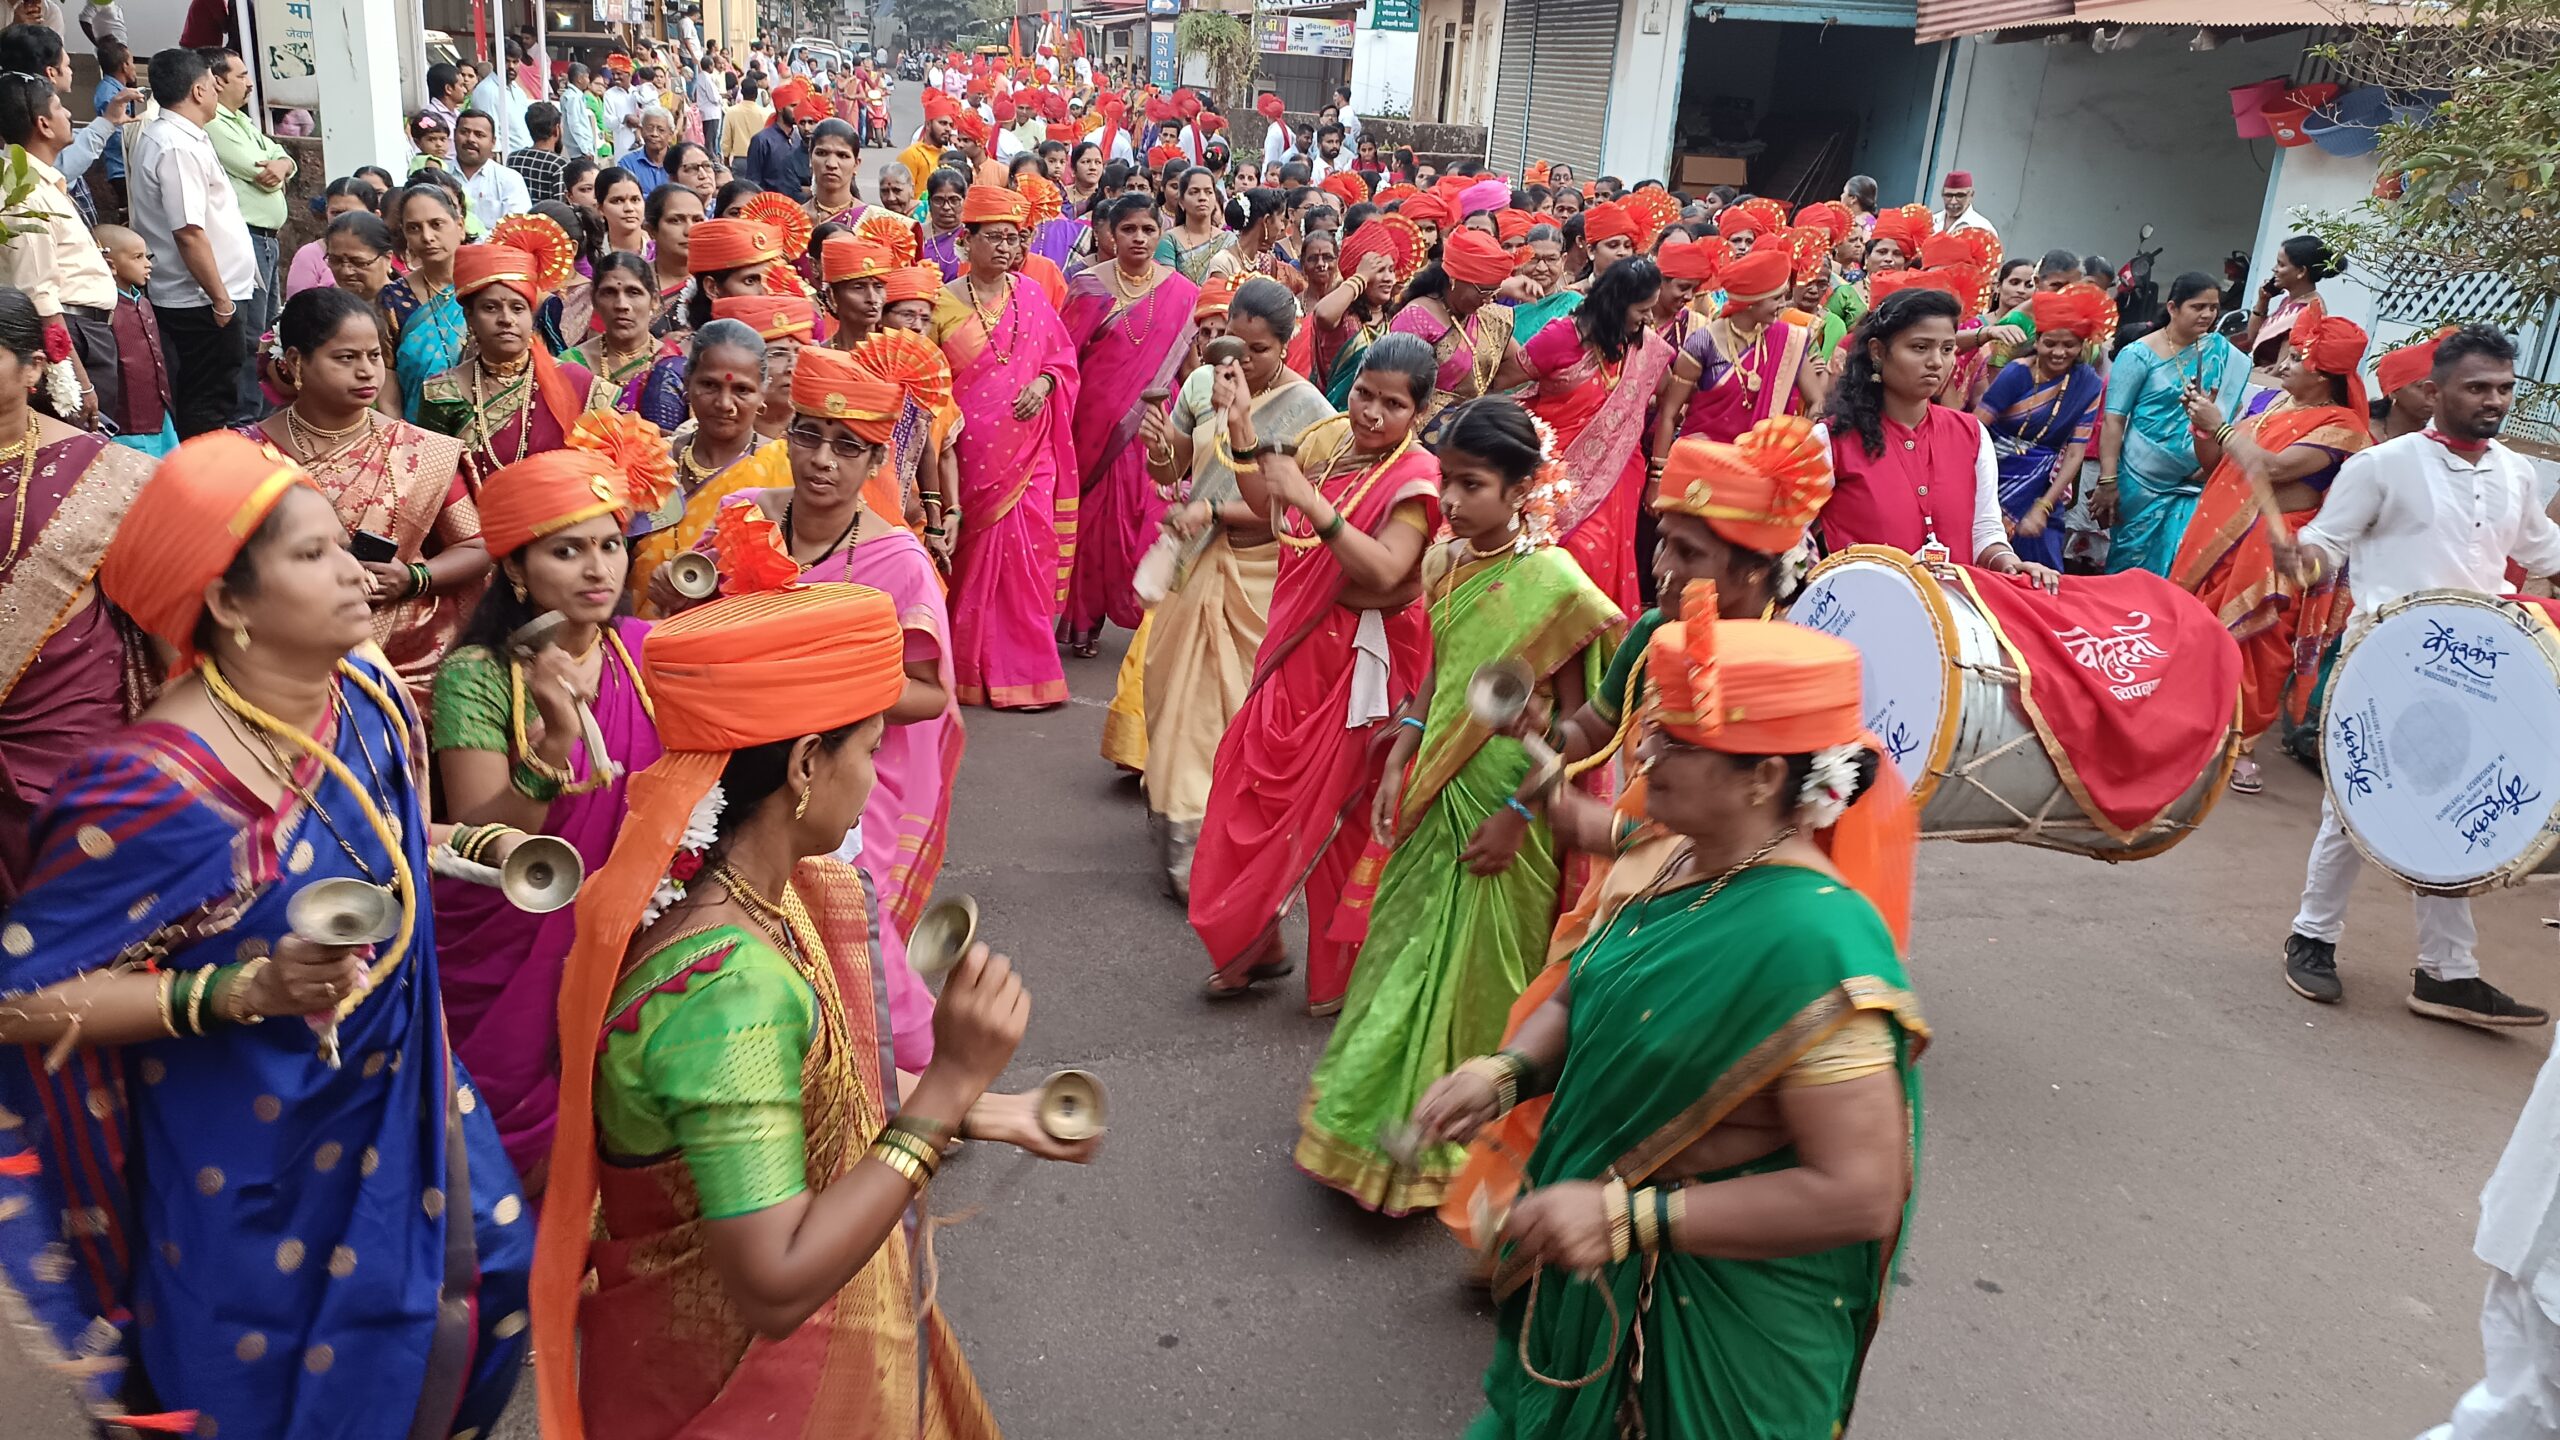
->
[1485,0,1621,176]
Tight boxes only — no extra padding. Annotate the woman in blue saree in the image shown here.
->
[1974,287,2108,571]
[2093,273,2248,577]
[382,184,471,424]
[0,434,528,1440]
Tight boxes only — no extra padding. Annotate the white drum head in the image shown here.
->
[2325,594,2560,890]
[1793,555,1953,785]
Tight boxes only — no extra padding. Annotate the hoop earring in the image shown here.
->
[792,785,811,821]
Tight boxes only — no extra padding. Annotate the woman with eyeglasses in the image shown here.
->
[320,209,399,305]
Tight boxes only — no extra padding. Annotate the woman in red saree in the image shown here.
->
[1520,255,1677,615]
[931,185,1082,709]
[1647,246,1827,457]
[2169,305,2371,795]
[1060,192,1199,654]
[1188,333,1442,1012]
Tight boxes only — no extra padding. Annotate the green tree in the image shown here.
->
[1173,11,1256,106]
[895,0,1007,47]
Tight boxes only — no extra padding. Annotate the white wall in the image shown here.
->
[1350,0,1420,116]
[2249,142,2382,335]
[1595,0,1683,182]
[1930,31,2301,280]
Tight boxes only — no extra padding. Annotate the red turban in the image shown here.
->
[991,96,1016,124]
[2376,326,2452,398]
[2027,286,2111,341]
[1869,209,1930,257]
[1400,193,1454,227]
[2290,304,2372,417]
[1493,208,1532,245]
[954,112,990,145]
[1320,171,1369,209]
[712,295,819,343]
[1718,247,1793,310]
[1581,199,1636,245]
[477,413,677,558]
[1656,238,1722,283]
[923,90,960,122]
[686,219,785,275]
[1194,276,1237,320]
[1174,88,1202,118]
[100,434,314,669]
[1046,122,1078,143]
[1441,228,1513,285]
[1867,267,1964,302]
[961,185,1028,226]
[1793,200,1853,244]
[1256,92,1284,122]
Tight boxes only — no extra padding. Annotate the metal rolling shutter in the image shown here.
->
[1486,0,1620,176]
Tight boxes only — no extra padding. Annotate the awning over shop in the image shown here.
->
[1916,0,2456,41]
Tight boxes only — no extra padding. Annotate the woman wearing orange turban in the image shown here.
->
[1389,224,1530,429]
[529,575,1093,1440]
[928,171,1083,708]
[662,341,963,1069]
[822,235,898,349]
[1649,243,1828,467]
[416,244,603,493]
[1417,584,1923,1440]
[2169,305,2372,793]
[1971,284,2110,571]
[0,432,534,1440]
[430,412,674,1182]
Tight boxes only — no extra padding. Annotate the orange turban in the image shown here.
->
[884,265,942,305]
[712,294,819,343]
[476,413,678,558]
[1794,200,1853,244]
[1869,208,1930,257]
[1493,208,1532,245]
[1651,415,1832,556]
[454,243,548,304]
[1580,199,1636,245]
[1867,267,1964,303]
[686,218,785,275]
[2376,326,2452,398]
[1320,171,1368,209]
[1400,193,1454,228]
[1649,584,1864,754]
[788,343,902,442]
[534,580,910,1440]
[1441,228,1513,285]
[1656,238,1723,284]
[954,112,990,145]
[2027,286,2111,341]
[960,184,1028,226]
[99,433,314,669]
[770,78,809,112]
[1718,247,1793,311]
[846,328,953,421]
[2290,303,2372,417]
[1194,276,1237,320]
[1715,207,1760,241]
[821,235,895,283]
[922,90,961,121]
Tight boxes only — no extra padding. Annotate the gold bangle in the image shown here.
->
[1456,1054,1519,1115]
[1667,1187,1687,1240]
[223,956,273,1025]
[186,967,214,1036]
[868,1142,930,1189]
[156,970,179,1038]
[1602,1176,1631,1265]
[1630,1186,1658,1254]
[873,1128,942,1178]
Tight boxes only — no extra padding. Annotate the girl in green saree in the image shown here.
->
[1295,398,1622,1214]
[1413,587,1926,1440]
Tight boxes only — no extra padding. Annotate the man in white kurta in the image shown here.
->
[2423,1030,2560,1438]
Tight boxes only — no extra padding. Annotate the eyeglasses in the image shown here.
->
[785,423,871,459]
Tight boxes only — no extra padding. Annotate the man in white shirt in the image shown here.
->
[0,22,143,186]
[454,111,532,234]
[1932,169,1997,243]
[2420,1032,2560,1440]
[1311,121,1349,180]
[601,63,637,150]
[469,40,535,152]
[2279,324,2560,1028]
[0,71,117,428]
[128,47,254,438]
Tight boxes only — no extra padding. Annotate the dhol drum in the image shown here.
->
[1791,546,2233,860]
[2320,589,2560,896]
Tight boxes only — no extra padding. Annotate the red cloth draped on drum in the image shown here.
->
[1954,567,2242,838]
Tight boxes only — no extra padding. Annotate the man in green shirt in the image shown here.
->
[202,47,291,369]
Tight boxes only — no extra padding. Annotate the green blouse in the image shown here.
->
[429,645,511,753]
[1590,606,1666,725]
[596,924,820,1220]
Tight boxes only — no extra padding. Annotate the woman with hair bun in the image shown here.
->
[1294,395,1620,1214]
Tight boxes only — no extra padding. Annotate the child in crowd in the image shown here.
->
[93,225,175,458]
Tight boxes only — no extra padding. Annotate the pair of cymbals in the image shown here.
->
[907,895,1107,1142]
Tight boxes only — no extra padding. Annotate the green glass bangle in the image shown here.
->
[1317,508,1347,541]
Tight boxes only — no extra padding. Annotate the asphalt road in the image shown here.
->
[10,80,2554,1440]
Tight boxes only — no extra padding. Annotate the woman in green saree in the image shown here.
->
[1413,587,1926,1440]
[1295,398,1621,1213]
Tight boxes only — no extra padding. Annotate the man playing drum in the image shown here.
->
[2276,325,2560,1027]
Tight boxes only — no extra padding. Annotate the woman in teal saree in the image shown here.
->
[1412,588,1926,1440]
[2094,274,2248,577]
[1295,399,1620,1214]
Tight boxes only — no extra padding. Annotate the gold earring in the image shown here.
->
[233,622,251,652]
[793,785,811,821]
[510,578,528,601]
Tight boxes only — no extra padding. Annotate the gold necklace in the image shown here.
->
[1276,430,1418,549]
[709,858,802,955]
[471,354,539,473]
[1618,826,1798,939]
[0,417,40,573]
[964,274,1019,364]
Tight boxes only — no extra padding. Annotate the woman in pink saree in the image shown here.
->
[932,185,1082,708]
[1060,193,1200,654]
[430,419,676,1183]
[688,342,966,1071]
[1188,334,1442,1014]
[1648,246,1827,451]
[1519,256,1677,615]
[1387,229,1523,429]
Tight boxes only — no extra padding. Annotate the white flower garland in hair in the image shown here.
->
[43,358,78,418]
[1516,412,1572,553]
[640,782,728,926]
[1774,540,1815,603]
[1798,743,1864,829]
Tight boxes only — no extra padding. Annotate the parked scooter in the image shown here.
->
[2217,249,2255,339]
[2112,223,2164,335]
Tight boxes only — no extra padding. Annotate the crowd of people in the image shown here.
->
[0,22,2550,1440]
